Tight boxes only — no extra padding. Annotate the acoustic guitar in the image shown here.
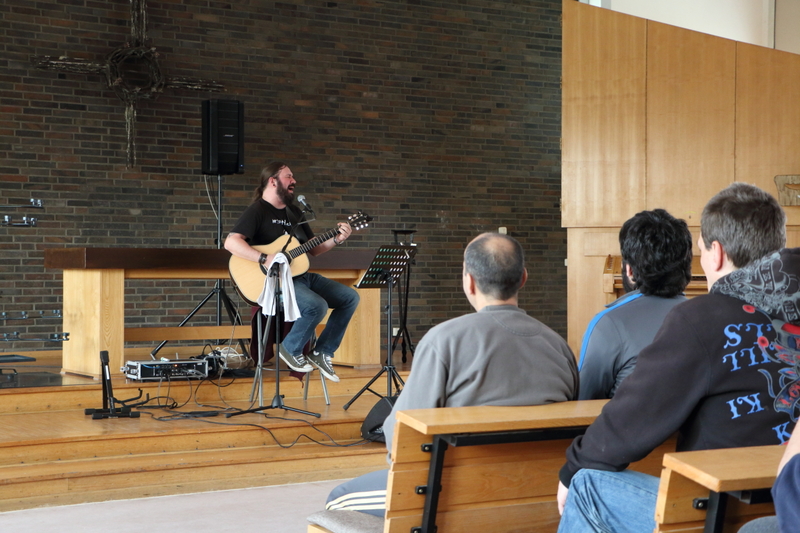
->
[228,210,372,305]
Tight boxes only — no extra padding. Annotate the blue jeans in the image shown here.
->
[281,272,360,357]
[557,469,659,533]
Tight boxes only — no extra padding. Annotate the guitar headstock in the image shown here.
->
[348,210,373,231]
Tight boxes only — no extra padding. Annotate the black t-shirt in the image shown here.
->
[230,199,313,246]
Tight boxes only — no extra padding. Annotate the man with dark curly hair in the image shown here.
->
[578,209,693,399]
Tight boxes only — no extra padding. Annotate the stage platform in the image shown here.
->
[0,348,409,512]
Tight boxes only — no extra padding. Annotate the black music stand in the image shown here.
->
[343,244,417,410]
[226,259,320,419]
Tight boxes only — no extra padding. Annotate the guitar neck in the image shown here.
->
[286,227,340,259]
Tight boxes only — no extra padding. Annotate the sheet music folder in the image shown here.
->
[356,245,417,289]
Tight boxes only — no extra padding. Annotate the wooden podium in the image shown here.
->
[45,247,381,378]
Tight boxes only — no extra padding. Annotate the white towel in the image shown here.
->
[256,253,301,322]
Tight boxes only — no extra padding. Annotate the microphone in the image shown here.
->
[297,195,314,213]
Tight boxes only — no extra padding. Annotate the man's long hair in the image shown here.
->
[253,161,286,202]
[464,233,525,300]
[619,209,692,297]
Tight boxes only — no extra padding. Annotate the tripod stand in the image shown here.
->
[226,258,319,418]
[390,229,417,363]
[343,244,417,411]
[84,350,140,419]
[150,173,247,359]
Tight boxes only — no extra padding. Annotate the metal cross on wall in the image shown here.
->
[32,0,225,167]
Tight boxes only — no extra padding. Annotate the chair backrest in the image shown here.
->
[307,402,677,533]
[385,421,578,532]
[384,403,674,533]
[654,446,781,533]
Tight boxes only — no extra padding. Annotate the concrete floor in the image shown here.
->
[0,479,345,533]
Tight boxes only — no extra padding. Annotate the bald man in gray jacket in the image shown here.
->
[325,232,579,516]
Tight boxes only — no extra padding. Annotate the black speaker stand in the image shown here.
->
[390,229,417,363]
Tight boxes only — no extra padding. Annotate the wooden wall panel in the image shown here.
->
[562,0,647,228]
[563,1,800,348]
[646,22,736,224]
[566,228,619,352]
[736,42,800,226]
[787,229,800,248]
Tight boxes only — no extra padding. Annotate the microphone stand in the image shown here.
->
[226,259,319,418]
[84,351,140,419]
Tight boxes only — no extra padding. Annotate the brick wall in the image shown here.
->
[0,0,566,353]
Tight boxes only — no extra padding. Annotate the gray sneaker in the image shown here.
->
[278,345,312,372]
[308,351,340,382]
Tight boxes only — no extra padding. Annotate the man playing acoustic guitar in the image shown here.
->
[224,161,360,382]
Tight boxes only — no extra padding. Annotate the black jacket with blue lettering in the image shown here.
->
[560,248,800,487]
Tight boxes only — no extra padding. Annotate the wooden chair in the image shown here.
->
[655,445,781,533]
[308,401,675,533]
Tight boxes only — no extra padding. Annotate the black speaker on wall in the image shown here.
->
[202,99,244,175]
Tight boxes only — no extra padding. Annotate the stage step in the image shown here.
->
[0,352,406,511]
[0,436,387,512]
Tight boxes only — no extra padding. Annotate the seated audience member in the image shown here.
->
[738,423,800,533]
[557,183,798,533]
[326,232,579,516]
[579,209,693,399]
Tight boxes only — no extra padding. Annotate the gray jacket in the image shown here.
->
[384,304,578,452]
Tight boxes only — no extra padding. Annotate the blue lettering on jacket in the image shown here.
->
[723,324,742,348]
[773,421,793,444]
[716,310,797,441]
[723,346,774,371]
[744,323,772,337]
[726,393,765,419]
[722,322,774,371]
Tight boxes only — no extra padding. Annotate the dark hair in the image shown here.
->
[464,233,525,300]
[700,183,786,268]
[253,161,286,202]
[619,209,693,297]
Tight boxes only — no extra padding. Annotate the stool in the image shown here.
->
[304,367,330,405]
[250,308,330,405]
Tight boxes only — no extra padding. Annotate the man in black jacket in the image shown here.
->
[557,183,799,533]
